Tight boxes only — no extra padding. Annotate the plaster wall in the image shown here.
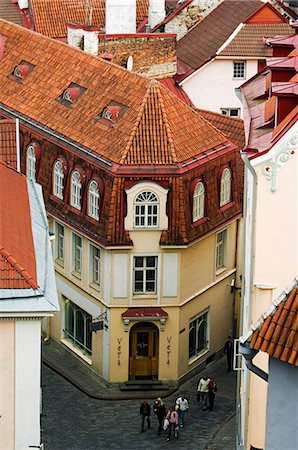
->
[0,321,15,450]
[266,357,298,450]
[15,320,41,449]
[105,0,136,34]
[181,59,258,117]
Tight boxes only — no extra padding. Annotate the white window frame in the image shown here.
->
[53,160,64,199]
[193,181,205,222]
[134,191,159,228]
[26,145,36,181]
[216,229,227,272]
[88,180,100,220]
[220,167,232,207]
[55,221,65,263]
[64,298,92,356]
[89,244,100,286]
[133,255,158,294]
[233,60,245,79]
[70,171,82,210]
[189,309,209,360]
[220,108,241,118]
[72,232,82,275]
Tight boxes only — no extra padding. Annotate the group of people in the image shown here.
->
[197,375,218,411]
[140,395,189,441]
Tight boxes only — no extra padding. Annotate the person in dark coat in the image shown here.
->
[153,397,166,435]
[208,377,217,411]
[223,336,233,373]
[140,400,151,432]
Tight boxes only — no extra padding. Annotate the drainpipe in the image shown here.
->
[239,343,268,382]
[236,150,258,450]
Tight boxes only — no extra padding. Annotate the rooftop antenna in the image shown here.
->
[82,0,93,25]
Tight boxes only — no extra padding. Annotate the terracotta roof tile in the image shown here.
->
[0,19,229,166]
[251,288,298,365]
[31,0,149,38]
[177,0,262,71]
[0,163,38,290]
[220,23,294,57]
[0,119,17,169]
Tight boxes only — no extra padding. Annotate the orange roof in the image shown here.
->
[250,287,298,366]
[31,0,149,38]
[0,19,229,166]
[0,163,37,289]
[0,119,17,169]
[195,109,245,148]
[264,95,276,122]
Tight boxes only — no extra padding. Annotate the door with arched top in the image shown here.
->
[129,322,159,379]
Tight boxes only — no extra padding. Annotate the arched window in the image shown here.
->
[71,171,82,210]
[26,145,36,181]
[220,168,231,207]
[134,191,159,228]
[53,161,64,199]
[193,181,205,222]
[88,180,100,220]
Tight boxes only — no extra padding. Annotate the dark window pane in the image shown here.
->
[135,257,143,268]
[136,332,149,357]
[146,256,156,267]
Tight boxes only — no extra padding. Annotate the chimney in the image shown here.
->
[83,26,101,56]
[106,0,137,34]
[17,0,28,9]
[148,0,166,30]
[67,23,84,49]
[67,23,101,56]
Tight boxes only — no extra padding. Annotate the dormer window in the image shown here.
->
[193,181,205,222]
[58,83,86,108]
[88,180,100,220]
[9,61,35,83]
[70,170,82,210]
[96,101,127,127]
[53,160,64,199]
[134,191,159,228]
[26,142,42,181]
[220,167,232,207]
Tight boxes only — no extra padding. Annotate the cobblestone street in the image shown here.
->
[42,358,236,450]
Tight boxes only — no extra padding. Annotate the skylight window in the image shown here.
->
[9,60,35,83]
[95,101,127,127]
[57,83,86,108]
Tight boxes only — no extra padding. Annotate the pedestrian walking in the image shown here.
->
[153,397,166,435]
[223,336,233,373]
[175,395,189,428]
[197,375,210,410]
[208,377,217,411]
[140,400,151,433]
[165,405,179,441]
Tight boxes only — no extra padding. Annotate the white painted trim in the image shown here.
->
[255,283,277,289]
[60,338,92,365]
[216,23,244,55]
[129,253,161,304]
[179,58,214,86]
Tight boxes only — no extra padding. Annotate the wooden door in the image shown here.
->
[129,326,158,378]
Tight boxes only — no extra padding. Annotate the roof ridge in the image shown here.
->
[0,245,38,289]
[154,82,178,164]
[119,82,153,165]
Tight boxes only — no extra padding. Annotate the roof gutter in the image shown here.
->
[239,343,268,382]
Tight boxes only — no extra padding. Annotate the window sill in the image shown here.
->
[55,258,64,268]
[219,201,234,213]
[49,193,64,205]
[60,339,92,365]
[188,349,209,366]
[71,270,82,280]
[192,217,208,227]
[69,206,82,215]
[215,267,226,276]
[89,281,100,292]
[133,293,157,300]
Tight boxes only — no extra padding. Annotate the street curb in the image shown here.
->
[204,412,236,449]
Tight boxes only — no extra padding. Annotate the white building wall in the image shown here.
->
[106,0,136,34]
[181,59,258,117]
[15,320,41,450]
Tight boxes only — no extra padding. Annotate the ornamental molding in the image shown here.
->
[262,131,298,192]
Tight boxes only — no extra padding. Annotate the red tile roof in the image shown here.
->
[177,0,262,73]
[0,0,22,26]
[0,119,17,169]
[0,19,230,166]
[195,109,245,148]
[0,163,37,289]
[219,23,294,57]
[30,0,149,38]
[158,77,193,106]
[250,287,298,366]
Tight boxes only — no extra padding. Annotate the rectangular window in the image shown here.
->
[90,244,100,285]
[189,310,209,359]
[220,108,240,117]
[72,233,82,274]
[233,61,245,79]
[64,298,92,355]
[55,222,65,262]
[216,229,227,271]
[133,256,157,294]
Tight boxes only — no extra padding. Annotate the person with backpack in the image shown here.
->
[153,397,167,435]
[165,405,179,441]
[208,377,218,411]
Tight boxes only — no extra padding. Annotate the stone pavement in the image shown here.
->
[42,341,236,449]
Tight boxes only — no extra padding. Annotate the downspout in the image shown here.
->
[239,343,268,382]
[236,150,258,450]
